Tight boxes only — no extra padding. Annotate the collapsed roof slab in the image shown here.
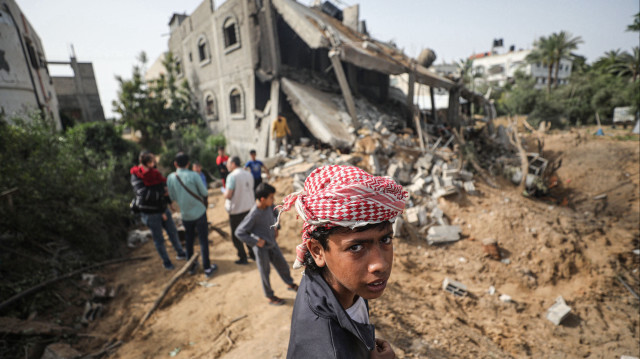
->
[272,0,408,75]
[281,77,355,149]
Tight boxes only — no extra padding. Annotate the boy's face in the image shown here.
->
[145,155,156,168]
[193,164,201,172]
[259,193,275,207]
[309,223,394,307]
[250,153,256,160]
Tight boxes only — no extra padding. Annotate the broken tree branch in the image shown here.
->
[212,314,248,345]
[80,339,123,359]
[209,224,229,240]
[134,253,200,333]
[452,128,498,188]
[0,256,151,313]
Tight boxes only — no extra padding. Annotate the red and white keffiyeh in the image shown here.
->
[276,165,408,268]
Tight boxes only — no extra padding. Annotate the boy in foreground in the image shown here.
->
[235,183,298,305]
[277,165,406,359]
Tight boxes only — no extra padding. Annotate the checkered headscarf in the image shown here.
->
[276,165,407,268]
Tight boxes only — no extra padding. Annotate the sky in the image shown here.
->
[17,0,639,119]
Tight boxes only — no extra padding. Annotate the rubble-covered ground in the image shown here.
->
[38,126,638,358]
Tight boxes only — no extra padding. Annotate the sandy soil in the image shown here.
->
[75,127,639,358]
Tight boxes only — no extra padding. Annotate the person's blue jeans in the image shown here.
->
[141,208,186,268]
[183,212,211,270]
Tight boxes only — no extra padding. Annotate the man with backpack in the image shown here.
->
[130,151,186,270]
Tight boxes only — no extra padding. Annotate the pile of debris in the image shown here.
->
[268,109,562,253]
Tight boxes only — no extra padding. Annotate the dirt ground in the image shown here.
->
[74,127,639,358]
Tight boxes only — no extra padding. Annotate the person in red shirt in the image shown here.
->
[216,146,230,189]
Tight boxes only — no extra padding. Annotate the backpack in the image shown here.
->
[130,174,166,213]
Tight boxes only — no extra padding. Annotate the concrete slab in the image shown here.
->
[442,277,468,297]
[427,225,461,245]
[546,296,571,325]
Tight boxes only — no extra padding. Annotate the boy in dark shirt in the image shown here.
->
[235,183,298,305]
[277,165,405,359]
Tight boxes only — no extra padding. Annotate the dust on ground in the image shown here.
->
[76,127,639,358]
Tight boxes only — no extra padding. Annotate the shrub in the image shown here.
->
[0,117,139,303]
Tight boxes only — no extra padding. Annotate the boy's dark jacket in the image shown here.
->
[130,168,169,214]
[287,269,375,359]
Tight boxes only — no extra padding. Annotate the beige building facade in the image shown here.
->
[169,0,262,157]
[0,0,61,129]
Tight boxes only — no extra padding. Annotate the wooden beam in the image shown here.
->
[406,71,415,119]
[430,86,438,123]
[447,87,461,129]
[329,49,359,128]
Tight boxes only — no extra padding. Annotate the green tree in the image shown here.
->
[593,49,625,74]
[608,47,640,82]
[526,31,582,91]
[113,52,202,152]
[627,12,640,32]
[526,35,556,92]
[550,31,583,89]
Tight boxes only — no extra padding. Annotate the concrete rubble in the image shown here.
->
[546,296,572,326]
[442,277,468,297]
[41,343,82,359]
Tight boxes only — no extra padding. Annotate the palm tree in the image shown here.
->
[526,35,555,92]
[609,47,640,82]
[549,31,583,88]
[627,12,640,32]
[593,49,624,73]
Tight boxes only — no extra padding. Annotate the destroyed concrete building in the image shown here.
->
[0,0,105,130]
[0,0,61,129]
[49,55,106,128]
[167,0,492,158]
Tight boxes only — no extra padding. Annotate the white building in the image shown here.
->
[0,0,61,129]
[469,49,572,89]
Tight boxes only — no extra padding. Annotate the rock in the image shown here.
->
[41,343,81,359]
[482,238,502,260]
[392,217,404,237]
[463,181,476,194]
[459,170,473,181]
[414,153,434,171]
[499,294,512,303]
[387,163,400,179]
[546,296,571,325]
[405,206,427,226]
[407,177,427,194]
[427,225,461,245]
[369,155,381,175]
[127,229,151,248]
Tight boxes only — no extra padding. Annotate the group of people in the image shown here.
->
[130,144,404,358]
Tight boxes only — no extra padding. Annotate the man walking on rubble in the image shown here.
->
[272,114,291,153]
[225,156,256,265]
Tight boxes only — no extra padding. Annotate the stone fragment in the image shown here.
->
[405,206,427,226]
[442,277,467,297]
[463,181,476,193]
[41,343,82,359]
[427,225,461,245]
[482,238,502,260]
[369,155,381,175]
[546,296,571,325]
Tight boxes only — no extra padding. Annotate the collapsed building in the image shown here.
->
[0,0,105,130]
[167,0,493,158]
[0,0,61,129]
[49,54,106,129]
